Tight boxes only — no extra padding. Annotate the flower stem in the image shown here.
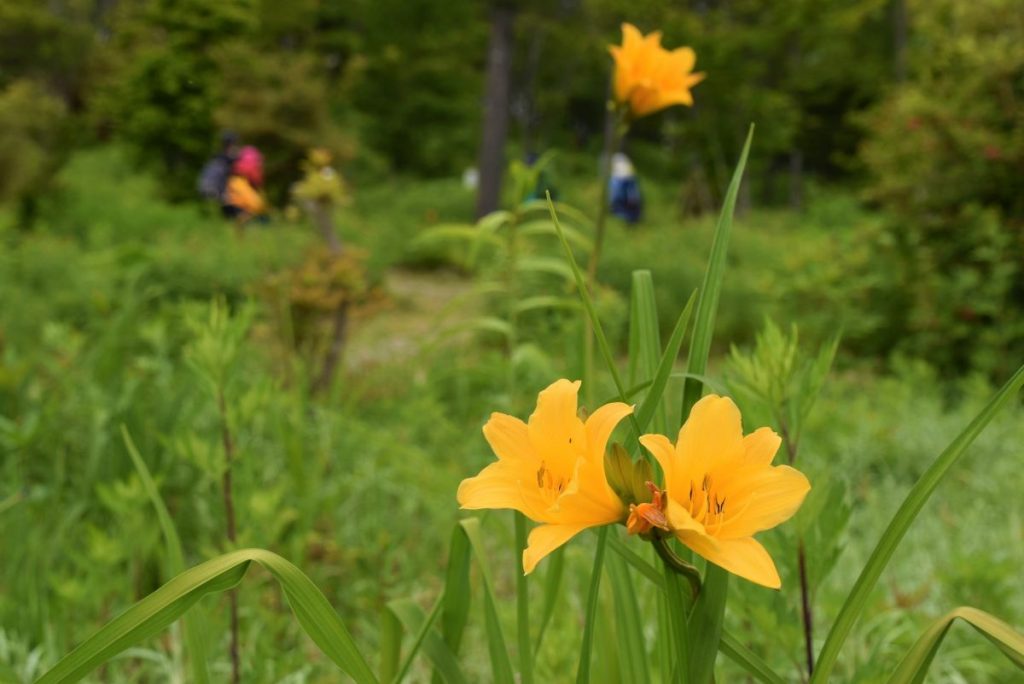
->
[514,513,533,684]
[653,536,702,600]
[781,420,815,676]
[582,105,628,405]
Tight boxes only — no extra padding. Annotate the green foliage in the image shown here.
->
[95,0,255,199]
[0,80,68,221]
[4,139,1024,683]
[344,0,485,175]
[725,319,839,447]
[859,0,1024,376]
[0,0,93,224]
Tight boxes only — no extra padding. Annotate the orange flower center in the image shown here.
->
[535,461,569,497]
[687,473,728,533]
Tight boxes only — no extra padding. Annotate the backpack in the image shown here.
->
[197,156,231,200]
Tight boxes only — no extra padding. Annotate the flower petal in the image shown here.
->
[664,46,696,74]
[640,433,678,492]
[679,532,782,589]
[457,462,539,517]
[554,457,624,526]
[743,427,782,466]
[666,498,706,536]
[677,394,745,480]
[716,465,811,540]
[482,412,534,463]
[621,22,644,51]
[523,522,589,574]
[527,379,585,470]
[584,401,633,461]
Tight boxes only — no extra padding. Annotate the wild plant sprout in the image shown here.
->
[31,20,1024,684]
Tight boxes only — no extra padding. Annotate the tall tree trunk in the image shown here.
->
[475,4,515,219]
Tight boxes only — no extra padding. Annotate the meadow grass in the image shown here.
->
[1,147,1021,682]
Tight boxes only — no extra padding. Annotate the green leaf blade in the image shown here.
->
[34,549,378,684]
[812,362,1024,682]
[887,606,1024,684]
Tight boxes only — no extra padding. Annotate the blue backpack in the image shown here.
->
[197,155,231,200]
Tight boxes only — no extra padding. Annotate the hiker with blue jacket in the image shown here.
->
[197,131,240,212]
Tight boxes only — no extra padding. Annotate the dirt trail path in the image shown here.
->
[345,269,479,369]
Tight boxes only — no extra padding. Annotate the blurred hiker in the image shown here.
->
[197,131,239,204]
[223,145,267,225]
[609,152,642,224]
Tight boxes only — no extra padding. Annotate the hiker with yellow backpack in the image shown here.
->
[197,135,268,228]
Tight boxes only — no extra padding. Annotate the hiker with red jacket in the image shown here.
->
[223,145,267,225]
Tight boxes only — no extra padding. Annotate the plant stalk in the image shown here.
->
[653,535,702,600]
[582,105,627,404]
[781,421,815,676]
[514,513,533,684]
[311,200,348,395]
[798,540,814,677]
[505,210,520,404]
[218,389,240,684]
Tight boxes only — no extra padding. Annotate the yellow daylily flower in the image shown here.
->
[457,379,632,574]
[609,22,705,119]
[638,395,810,588]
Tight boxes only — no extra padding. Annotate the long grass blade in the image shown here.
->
[608,534,665,588]
[812,362,1024,682]
[546,194,635,417]
[389,599,468,684]
[719,634,787,684]
[379,608,402,684]
[682,124,754,418]
[628,271,665,423]
[575,526,609,684]
[887,606,1024,684]
[34,549,378,684]
[436,523,471,681]
[606,553,649,683]
[389,592,447,684]
[533,546,565,654]
[514,513,534,684]
[120,426,209,684]
[459,518,515,684]
[684,124,755,684]
[664,566,692,683]
[635,290,697,436]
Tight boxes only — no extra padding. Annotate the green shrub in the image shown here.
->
[0,80,69,225]
[859,0,1024,376]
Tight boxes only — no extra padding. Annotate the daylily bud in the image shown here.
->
[604,443,655,508]
[626,481,670,537]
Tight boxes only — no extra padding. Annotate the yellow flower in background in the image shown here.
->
[609,22,705,119]
[457,379,632,574]
[638,395,810,588]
